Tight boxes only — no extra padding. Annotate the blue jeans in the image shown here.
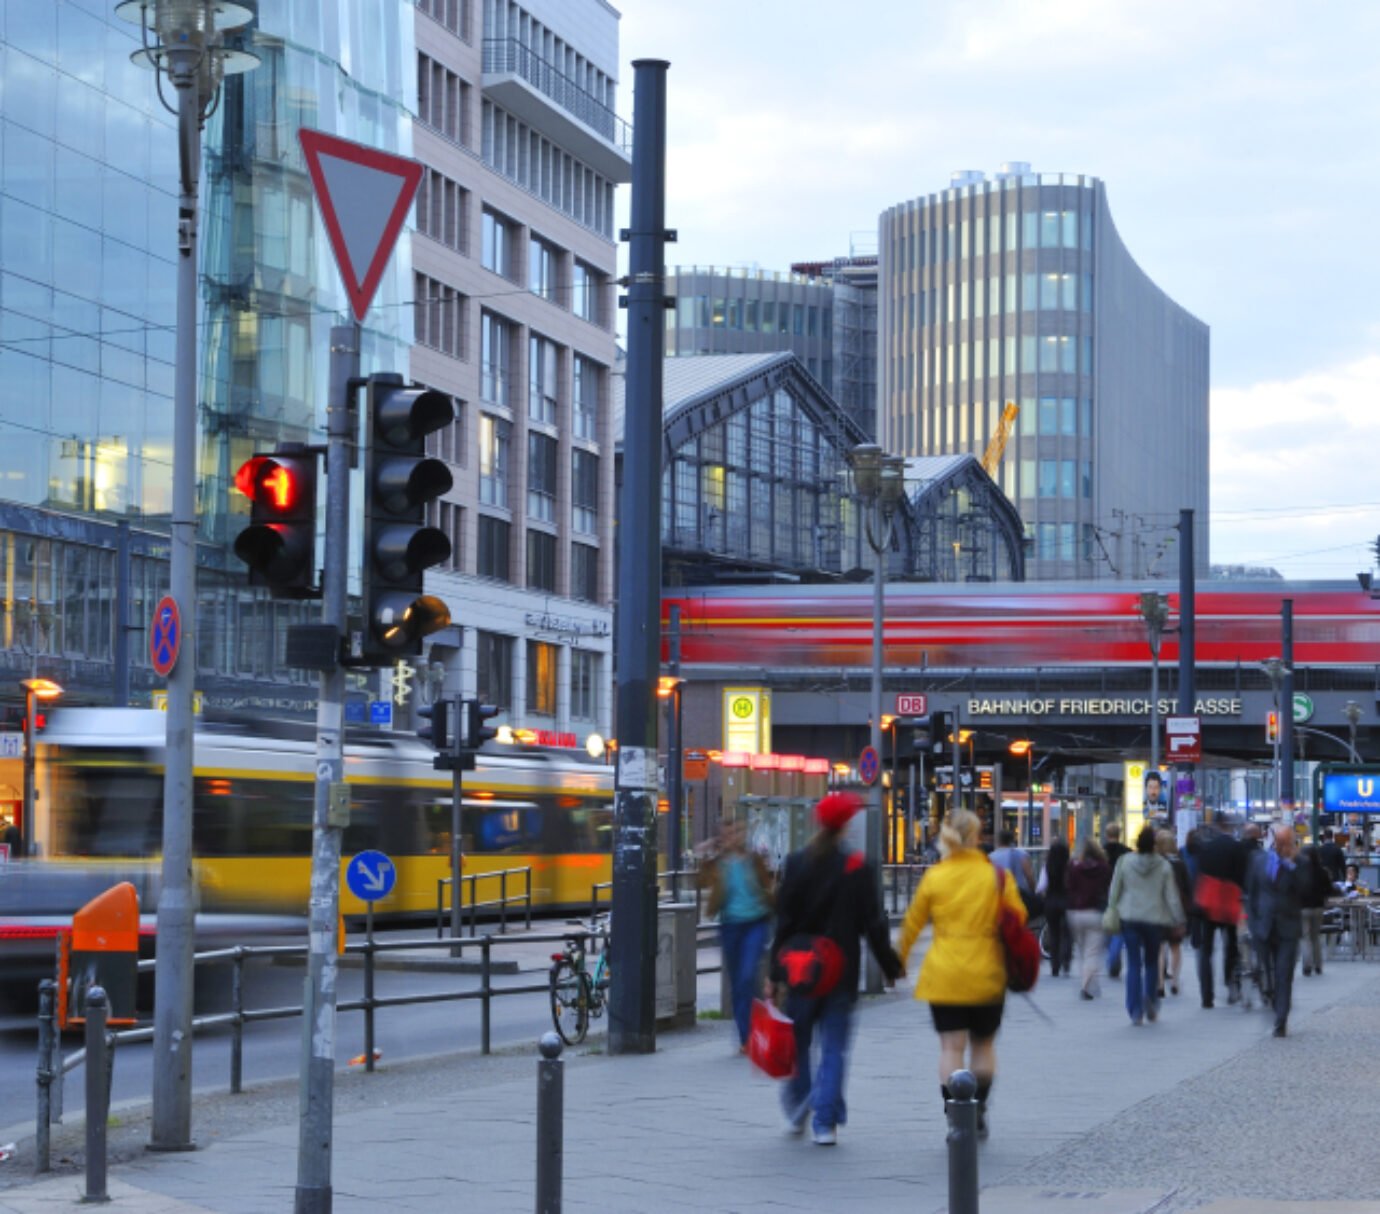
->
[781,988,854,1133]
[1121,921,1164,1022]
[1107,931,1124,972]
[720,917,770,1046]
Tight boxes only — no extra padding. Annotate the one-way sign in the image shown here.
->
[346,849,397,902]
[1165,715,1202,764]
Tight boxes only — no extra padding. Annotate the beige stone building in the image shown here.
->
[411,0,628,743]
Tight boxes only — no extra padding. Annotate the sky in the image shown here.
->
[615,0,1380,581]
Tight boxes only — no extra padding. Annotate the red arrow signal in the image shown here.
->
[298,129,424,322]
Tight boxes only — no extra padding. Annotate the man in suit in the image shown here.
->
[1245,824,1306,1038]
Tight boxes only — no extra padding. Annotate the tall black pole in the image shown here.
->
[1175,509,1196,827]
[1281,598,1295,821]
[609,59,670,1056]
[113,520,131,708]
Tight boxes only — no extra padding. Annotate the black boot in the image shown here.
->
[974,1079,992,1140]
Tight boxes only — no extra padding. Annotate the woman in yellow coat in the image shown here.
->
[895,809,1026,1138]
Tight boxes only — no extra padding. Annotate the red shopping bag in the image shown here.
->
[747,998,796,1079]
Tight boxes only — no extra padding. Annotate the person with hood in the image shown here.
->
[771,792,903,1146]
[1104,824,1186,1026]
[895,808,1027,1140]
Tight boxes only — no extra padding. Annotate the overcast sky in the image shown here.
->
[616,0,1380,580]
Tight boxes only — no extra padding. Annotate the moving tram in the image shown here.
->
[33,708,615,919]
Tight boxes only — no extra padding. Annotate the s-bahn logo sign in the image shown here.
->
[965,697,1243,718]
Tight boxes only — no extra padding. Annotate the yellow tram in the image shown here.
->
[33,708,615,919]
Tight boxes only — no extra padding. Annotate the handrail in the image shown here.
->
[435,865,534,939]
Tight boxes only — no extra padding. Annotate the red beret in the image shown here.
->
[816,791,863,831]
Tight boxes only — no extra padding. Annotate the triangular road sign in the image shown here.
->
[299,129,424,322]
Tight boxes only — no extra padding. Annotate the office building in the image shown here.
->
[879,165,1209,580]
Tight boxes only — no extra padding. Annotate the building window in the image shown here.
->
[573,355,598,440]
[424,399,466,466]
[476,629,513,709]
[527,432,557,523]
[416,168,468,253]
[418,53,470,146]
[480,311,510,406]
[529,235,558,302]
[526,528,556,592]
[418,0,471,40]
[572,449,598,535]
[481,209,513,277]
[477,515,511,582]
[425,499,464,571]
[571,649,598,720]
[1038,459,1057,498]
[529,336,559,424]
[570,542,598,603]
[479,414,510,506]
[414,273,466,358]
[526,640,558,716]
[572,261,602,324]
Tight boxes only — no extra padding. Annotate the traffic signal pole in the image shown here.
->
[295,323,358,1214]
[610,59,670,1057]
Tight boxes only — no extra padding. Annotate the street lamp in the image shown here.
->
[848,442,905,994]
[1344,700,1363,764]
[657,674,685,899]
[19,677,63,858]
[1138,592,1170,779]
[114,0,259,1155]
[1009,739,1033,848]
[1260,657,1291,819]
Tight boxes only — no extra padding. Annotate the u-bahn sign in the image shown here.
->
[1320,769,1380,814]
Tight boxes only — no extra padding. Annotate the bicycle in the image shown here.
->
[548,914,610,1045]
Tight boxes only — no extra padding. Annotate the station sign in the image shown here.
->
[895,693,928,717]
[1321,770,1380,814]
[722,687,772,754]
[1165,715,1202,764]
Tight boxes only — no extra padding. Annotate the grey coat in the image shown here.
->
[1107,852,1185,928]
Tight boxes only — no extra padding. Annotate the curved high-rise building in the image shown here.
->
[879,165,1209,580]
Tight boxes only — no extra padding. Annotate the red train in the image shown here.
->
[663,583,1380,670]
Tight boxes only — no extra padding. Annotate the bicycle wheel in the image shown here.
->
[549,960,590,1045]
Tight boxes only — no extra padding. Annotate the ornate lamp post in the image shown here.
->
[113,0,259,1154]
[1009,739,1033,847]
[1344,700,1363,764]
[848,443,905,993]
[1138,591,1170,782]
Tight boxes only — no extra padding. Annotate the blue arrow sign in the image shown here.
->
[346,850,397,902]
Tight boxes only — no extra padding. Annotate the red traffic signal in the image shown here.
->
[233,448,320,598]
[1266,710,1279,744]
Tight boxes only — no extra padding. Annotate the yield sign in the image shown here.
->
[298,129,424,322]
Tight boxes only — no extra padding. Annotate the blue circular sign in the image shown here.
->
[346,850,396,902]
[149,595,180,678]
[859,745,880,786]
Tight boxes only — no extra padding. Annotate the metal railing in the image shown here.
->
[882,862,932,916]
[481,37,632,155]
[434,866,533,938]
[590,869,702,922]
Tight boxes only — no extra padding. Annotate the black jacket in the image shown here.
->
[1318,841,1347,883]
[1197,830,1249,887]
[771,840,902,996]
[1245,850,1306,943]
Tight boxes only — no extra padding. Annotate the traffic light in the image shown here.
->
[233,446,320,597]
[925,710,952,753]
[360,373,454,664]
[1267,710,1280,743]
[417,699,450,751]
[463,699,500,751]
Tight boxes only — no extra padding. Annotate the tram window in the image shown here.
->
[345,783,436,856]
[559,801,613,853]
[50,759,161,857]
[193,777,313,857]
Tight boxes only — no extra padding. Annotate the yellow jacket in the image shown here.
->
[896,848,1027,1006]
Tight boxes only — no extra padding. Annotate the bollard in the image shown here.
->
[83,986,111,1204]
[535,1032,563,1214]
[480,937,492,1055]
[230,949,245,1095]
[945,1069,979,1214]
[36,978,57,1173]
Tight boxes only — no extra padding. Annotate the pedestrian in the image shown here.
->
[1155,829,1193,998]
[989,829,1036,903]
[1195,810,1250,1008]
[895,808,1027,1141]
[1066,838,1112,1000]
[0,815,20,858]
[1296,843,1332,978]
[1103,822,1131,977]
[1318,829,1347,885]
[1103,824,1185,1026]
[699,818,775,1053]
[1245,824,1306,1037]
[1037,838,1072,977]
[771,792,903,1146]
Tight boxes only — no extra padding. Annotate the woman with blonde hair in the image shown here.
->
[896,809,1026,1140]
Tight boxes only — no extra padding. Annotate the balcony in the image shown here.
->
[482,38,632,183]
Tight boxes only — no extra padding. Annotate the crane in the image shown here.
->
[981,401,1019,478]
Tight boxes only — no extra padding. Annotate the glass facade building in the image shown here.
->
[879,165,1209,580]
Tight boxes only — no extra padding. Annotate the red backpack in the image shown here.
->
[995,866,1041,993]
[778,933,845,998]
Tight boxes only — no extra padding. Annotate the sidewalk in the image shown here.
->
[4,952,1380,1213]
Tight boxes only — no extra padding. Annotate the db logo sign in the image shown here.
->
[895,694,928,717]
